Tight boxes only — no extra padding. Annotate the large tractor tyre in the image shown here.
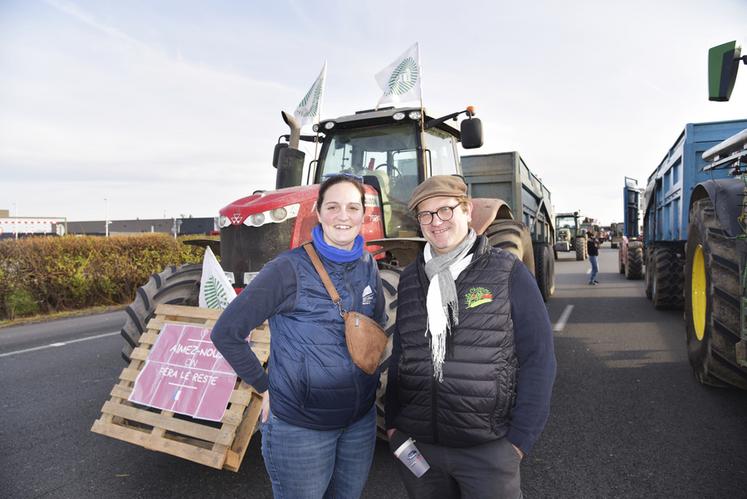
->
[684,198,747,389]
[651,247,684,309]
[533,243,555,302]
[121,264,203,362]
[375,266,402,439]
[625,245,644,280]
[575,237,586,261]
[644,247,655,299]
[485,219,535,275]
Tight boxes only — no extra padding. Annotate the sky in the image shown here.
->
[1,0,746,225]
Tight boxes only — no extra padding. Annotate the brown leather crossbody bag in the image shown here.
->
[303,243,389,375]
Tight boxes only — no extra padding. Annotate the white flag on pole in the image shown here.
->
[294,62,327,128]
[198,246,237,309]
[375,43,422,108]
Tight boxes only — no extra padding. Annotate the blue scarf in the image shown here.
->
[312,225,364,263]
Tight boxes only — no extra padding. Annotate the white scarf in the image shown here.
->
[423,242,474,382]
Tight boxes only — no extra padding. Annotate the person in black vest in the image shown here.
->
[587,231,600,285]
[385,175,556,499]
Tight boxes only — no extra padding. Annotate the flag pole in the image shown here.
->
[416,43,429,178]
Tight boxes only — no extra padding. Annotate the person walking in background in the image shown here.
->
[385,175,556,499]
[211,174,386,499]
[588,231,600,285]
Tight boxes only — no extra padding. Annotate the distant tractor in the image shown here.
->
[555,212,587,260]
[610,222,624,249]
[618,177,644,280]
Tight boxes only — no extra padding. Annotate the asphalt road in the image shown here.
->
[1,246,746,498]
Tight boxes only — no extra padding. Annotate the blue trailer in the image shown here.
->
[642,118,747,388]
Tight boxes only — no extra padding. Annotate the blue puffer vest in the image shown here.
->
[267,246,381,430]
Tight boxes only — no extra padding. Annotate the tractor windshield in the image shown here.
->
[318,123,421,237]
[555,216,578,238]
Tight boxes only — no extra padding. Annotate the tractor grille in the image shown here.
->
[220,220,293,286]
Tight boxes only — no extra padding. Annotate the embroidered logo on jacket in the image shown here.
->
[361,285,374,306]
[465,287,494,308]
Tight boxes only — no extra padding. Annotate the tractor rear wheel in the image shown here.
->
[375,266,401,438]
[485,219,535,275]
[651,247,684,309]
[625,244,644,280]
[685,198,747,389]
[120,264,202,362]
[533,242,555,302]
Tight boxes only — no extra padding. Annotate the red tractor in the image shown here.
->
[119,104,535,431]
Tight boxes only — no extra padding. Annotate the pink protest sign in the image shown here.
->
[129,323,237,422]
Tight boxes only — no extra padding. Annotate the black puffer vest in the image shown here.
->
[393,236,518,447]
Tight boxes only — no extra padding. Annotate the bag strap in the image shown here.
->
[302,242,346,317]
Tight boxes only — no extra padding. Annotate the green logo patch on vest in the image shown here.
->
[465,287,494,309]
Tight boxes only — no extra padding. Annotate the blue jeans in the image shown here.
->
[589,255,598,282]
[260,405,376,499]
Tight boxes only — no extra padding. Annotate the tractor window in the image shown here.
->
[425,128,459,176]
[318,124,420,237]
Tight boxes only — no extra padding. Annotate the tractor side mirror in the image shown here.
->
[460,118,483,149]
[272,142,289,168]
[709,41,741,101]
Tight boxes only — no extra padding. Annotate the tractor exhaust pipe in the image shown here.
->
[274,111,305,189]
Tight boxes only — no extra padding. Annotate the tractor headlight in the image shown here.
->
[243,203,300,227]
[408,111,421,120]
[393,112,406,120]
[270,207,287,221]
[218,215,231,228]
[249,213,265,226]
[324,121,335,130]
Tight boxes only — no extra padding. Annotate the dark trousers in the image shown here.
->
[392,437,522,499]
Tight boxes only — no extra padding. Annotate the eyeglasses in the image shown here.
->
[416,204,461,225]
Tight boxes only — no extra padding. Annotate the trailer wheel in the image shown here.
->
[375,266,402,439]
[685,198,747,389]
[651,247,684,309]
[533,242,554,302]
[485,219,535,275]
[120,264,202,362]
[625,244,644,280]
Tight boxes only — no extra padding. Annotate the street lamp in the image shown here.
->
[105,198,109,237]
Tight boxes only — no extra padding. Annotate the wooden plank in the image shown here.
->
[100,400,224,443]
[154,303,223,320]
[91,419,226,469]
[224,389,264,472]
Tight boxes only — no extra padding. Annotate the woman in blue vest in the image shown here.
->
[212,174,386,498]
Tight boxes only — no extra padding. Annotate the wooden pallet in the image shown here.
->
[91,304,270,471]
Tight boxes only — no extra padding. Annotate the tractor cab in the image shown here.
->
[311,107,480,237]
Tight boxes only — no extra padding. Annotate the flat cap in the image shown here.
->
[408,175,468,211]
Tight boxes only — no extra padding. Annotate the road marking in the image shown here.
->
[0,331,120,358]
[554,305,574,332]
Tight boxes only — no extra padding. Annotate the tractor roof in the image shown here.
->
[318,106,461,138]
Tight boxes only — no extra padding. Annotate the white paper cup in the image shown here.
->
[394,438,430,477]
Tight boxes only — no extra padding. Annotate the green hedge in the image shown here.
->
[0,234,206,320]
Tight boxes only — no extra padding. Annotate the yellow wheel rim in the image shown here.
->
[691,245,707,341]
